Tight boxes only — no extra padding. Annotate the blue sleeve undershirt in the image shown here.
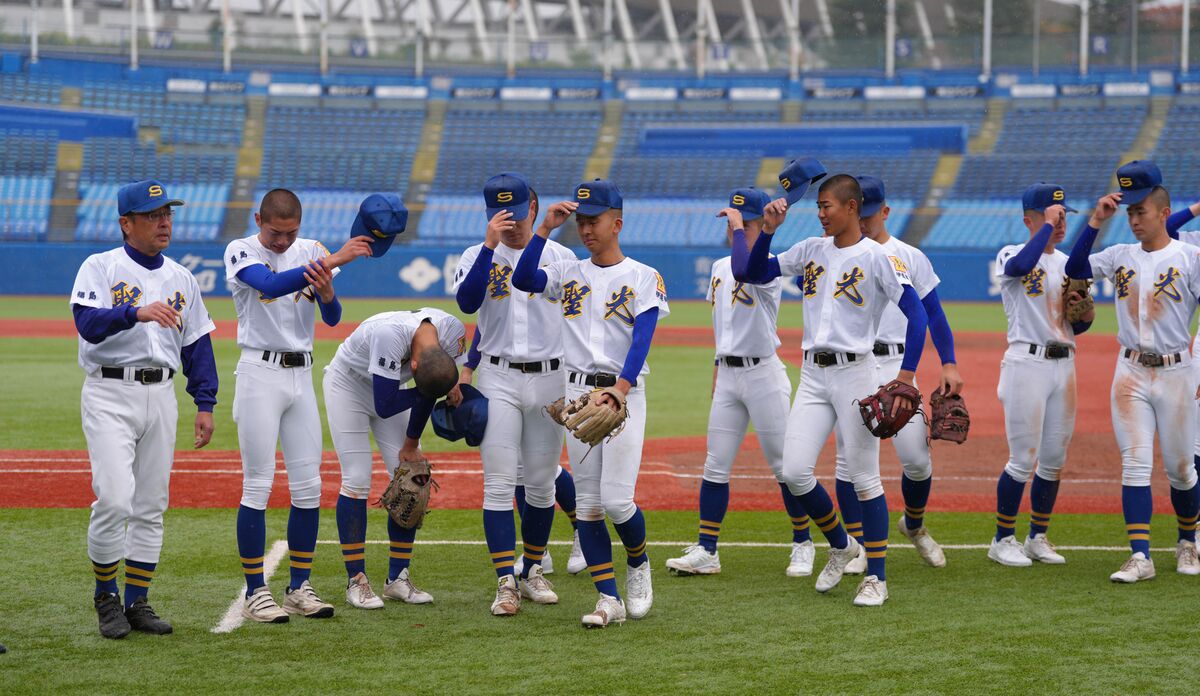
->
[731,228,781,283]
[466,326,482,370]
[372,374,422,419]
[1003,223,1053,278]
[1167,207,1196,239]
[180,334,218,413]
[318,296,342,326]
[1065,224,1099,279]
[72,303,139,344]
[619,307,659,387]
[236,263,313,300]
[897,285,928,373]
[457,246,494,313]
[920,288,956,365]
[512,235,549,293]
[405,395,436,441]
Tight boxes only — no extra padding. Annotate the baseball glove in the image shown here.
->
[545,388,628,447]
[1063,277,1094,324]
[929,389,970,444]
[377,457,438,529]
[857,379,923,439]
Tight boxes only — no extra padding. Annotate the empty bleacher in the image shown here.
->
[81,82,245,147]
[76,181,229,242]
[0,176,53,241]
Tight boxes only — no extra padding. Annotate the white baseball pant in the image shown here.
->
[322,366,411,499]
[834,353,931,483]
[996,344,1076,483]
[567,381,647,524]
[1111,354,1197,489]
[703,355,791,483]
[478,360,565,511]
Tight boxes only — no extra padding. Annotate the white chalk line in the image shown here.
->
[211,539,289,635]
[310,539,1171,553]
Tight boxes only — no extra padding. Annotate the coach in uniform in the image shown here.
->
[70,180,218,638]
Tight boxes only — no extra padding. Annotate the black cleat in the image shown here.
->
[0,643,7,653]
[124,598,173,635]
[95,592,131,639]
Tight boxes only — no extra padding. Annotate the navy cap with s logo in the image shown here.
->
[574,179,624,217]
[483,172,531,222]
[1115,160,1163,206]
[728,187,771,220]
[855,175,887,218]
[1021,183,1078,214]
[431,384,489,447]
[778,157,827,206]
[351,193,408,257]
[117,179,185,216]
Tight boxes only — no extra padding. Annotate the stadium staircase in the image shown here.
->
[47,141,83,241]
[1117,95,1171,185]
[220,95,265,239]
[583,100,623,181]
[968,97,1007,154]
[402,99,448,236]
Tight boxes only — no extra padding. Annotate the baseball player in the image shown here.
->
[1065,161,1200,582]
[224,189,374,623]
[324,307,466,607]
[512,179,670,628]
[833,175,961,574]
[71,180,218,638]
[450,172,576,616]
[989,184,1092,567]
[665,187,816,578]
[732,169,930,607]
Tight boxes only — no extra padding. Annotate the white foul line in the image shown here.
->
[211,539,288,635]
[311,539,1170,553]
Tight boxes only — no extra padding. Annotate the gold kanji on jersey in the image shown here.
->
[1114,267,1136,299]
[834,266,865,306]
[800,262,825,298]
[1023,268,1046,297]
[561,280,591,319]
[488,263,513,300]
[605,286,636,326]
[1155,267,1182,302]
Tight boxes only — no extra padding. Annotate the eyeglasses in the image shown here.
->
[134,209,175,222]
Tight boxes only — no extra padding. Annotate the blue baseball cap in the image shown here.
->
[729,188,771,220]
[574,179,624,217]
[351,193,408,257]
[483,172,531,222]
[856,175,887,218]
[778,157,827,205]
[430,384,488,447]
[1115,160,1163,206]
[1021,183,1078,214]
[117,179,184,216]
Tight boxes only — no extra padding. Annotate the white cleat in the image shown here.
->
[383,568,433,604]
[1023,535,1066,565]
[897,516,947,568]
[567,531,587,575]
[283,580,335,618]
[1111,552,1155,583]
[625,563,653,619]
[852,575,889,607]
[490,575,520,617]
[1176,540,1200,576]
[815,536,861,593]
[518,565,559,604]
[665,544,721,576]
[843,542,868,575]
[242,586,289,623]
[513,550,553,577]
[988,536,1033,567]
[786,541,815,577]
[581,593,626,629]
[345,572,384,609]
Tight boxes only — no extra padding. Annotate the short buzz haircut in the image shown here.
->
[259,188,302,223]
[1145,186,1171,209]
[414,346,458,399]
[818,174,863,211]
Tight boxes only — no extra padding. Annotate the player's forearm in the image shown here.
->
[318,295,342,326]
[72,303,139,344]
[456,247,494,313]
[731,229,777,283]
[1167,205,1197,238]
[1065,225,1099,279]
[512,234,548,293]
[405,395,436,440]
[921,289,957,365]
[180,334,218,412]
[465,327,483,370]
[897,287,928,373]
[617,308,659,386]
[372,375,422,419]
[1003,223,1053,278]
[236,264,311,299]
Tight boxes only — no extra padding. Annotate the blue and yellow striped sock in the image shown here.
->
[778,482,812,544]
[1170,483,1200,543]
[1029,474,1060,537]
[799,483,849,550]
[555,468,578,530]
[387,517,417,582]
[1122,485,1153,556]
[901,474,932,530]
[698,479,730,552]
[123,559,156,608]
[520,503,556,578]
[287,505,319,590]
[336,494,367,578]
[995,471,1026,541]
[514,485,527,520]
[482,509,517,578]
[237,504,267,596]
[578,519,620,599]
[614,507,649,568]
[860,495,889,581]
[835,478,864,543]
[92,558,119,597]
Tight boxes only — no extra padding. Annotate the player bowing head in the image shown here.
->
[255,188,304,254]
[412,340,459,399]
[1021,183,1074,246]
[483,172,541,248]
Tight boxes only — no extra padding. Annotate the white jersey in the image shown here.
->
[71,247,215,373]
[223,236,337,352]
[1087,239,1200,355]
[994,246,1075,347]
[707,256,782,359]
[776,235,911,354]
[541,256,671,378]
[329,308,467,383]
[1179,230,1200,248]
[875,236,939,345]
[452,239,575,362]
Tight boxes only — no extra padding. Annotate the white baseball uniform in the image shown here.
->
[224,236,337,510]
[324,309,467,498]
[1085,240,1200,489]
[538,256,670,523]
[703,256,791,485]
[453,240,574,511]
[72,248,215,563]
[776,236,912,501]
[1168,230,1200,459]
[993,245,1078,483]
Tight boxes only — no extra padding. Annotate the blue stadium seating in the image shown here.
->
[0,74,62,105]
[77,181,229,242]
[82,138,235,184]
[81,82,245,147]
[0,176,53,241]
[0,128,58,176]
[923,199,1091,250]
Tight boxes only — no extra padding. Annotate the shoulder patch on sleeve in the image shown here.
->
[654,271,667,301]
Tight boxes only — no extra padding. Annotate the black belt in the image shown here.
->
[804,350,858,368]
[262,350,312,368]
[489,356,561,373]
[100,367,175,384]
[873,342,904,357]
[1030,343,1071,360]
[1123,348,1182,368]
[569,371,618,388]
[715,356,761,368]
